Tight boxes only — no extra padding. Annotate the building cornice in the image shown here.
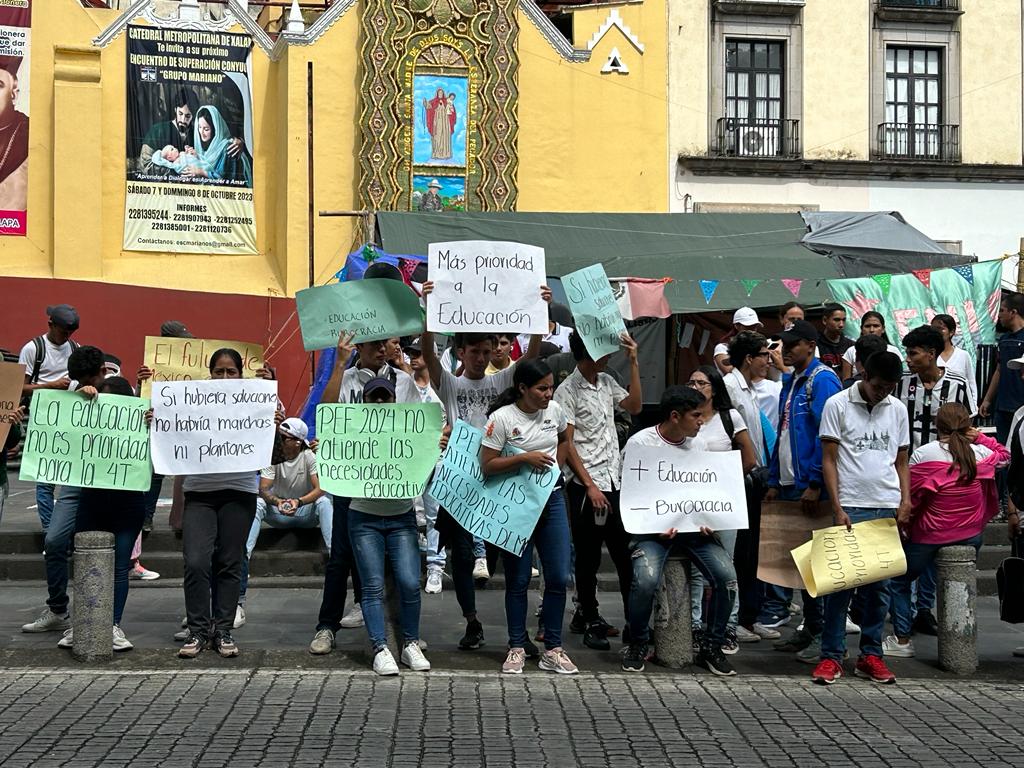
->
[519,0,591,62]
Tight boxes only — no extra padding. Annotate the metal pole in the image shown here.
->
[1016,237,1023,294]
[307,60,316,386]
[72,531,115,662]
[935,545,978,675]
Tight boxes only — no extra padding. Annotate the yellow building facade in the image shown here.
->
[670,0,1024,270]
[0,0,669,299]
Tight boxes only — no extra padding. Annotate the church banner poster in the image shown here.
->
[0,0,31,236]
[124,25,257,255]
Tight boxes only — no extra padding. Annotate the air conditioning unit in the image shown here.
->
[737,125,779,157]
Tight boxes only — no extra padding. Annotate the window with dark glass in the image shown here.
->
[882,47,945,159]
[723,40,786,157]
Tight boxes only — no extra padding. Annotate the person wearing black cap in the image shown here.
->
[764,319,842,662]
[18,304,81,532]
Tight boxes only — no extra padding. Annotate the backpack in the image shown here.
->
[21,335,80,409]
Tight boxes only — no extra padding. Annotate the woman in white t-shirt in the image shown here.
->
[931,314,978,414]
[686,365,757,653]
[840,311,902,381]
[480,359,576,676]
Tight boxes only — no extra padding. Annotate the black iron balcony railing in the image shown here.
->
[876,122,960,162]
[879,0,960,8]
[713,118,800,159]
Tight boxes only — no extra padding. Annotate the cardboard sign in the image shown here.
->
[757,500,835,590]
[0,361,25,445]
[427,240,547,334]
[563,264,627,359]
[150,379,278,475]
[791,517,908,598]
[427,420,559,555]
[19,390,152,491]
[140,336,264,398]
[620,443,749,534]
[296,279,425,351]
[316,402,443,498]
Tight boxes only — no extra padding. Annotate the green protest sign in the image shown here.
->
[563,264,626,359]
[296,279,425,351]
[316,402,443,498]
[827,260,1002,365]
[19,390,152,491]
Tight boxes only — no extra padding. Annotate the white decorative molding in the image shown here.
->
[286,0,305,33]
[601,46,628,74]
[586,8,644,54]
[518,0,591,63]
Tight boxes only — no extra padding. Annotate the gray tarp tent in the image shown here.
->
[377,210,966,312]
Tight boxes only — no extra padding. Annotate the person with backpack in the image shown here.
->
[763,319,843,663]
[18,304,81,531]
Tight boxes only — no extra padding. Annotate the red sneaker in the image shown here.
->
[854,655,896,684]
[811,658,843,685]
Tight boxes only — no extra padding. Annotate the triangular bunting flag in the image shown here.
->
[952,265,975,285]
[912,269,932,289]
[781,278,803,298]
[741,279,762,297]
[699,279,720,305]
[871,273,892,297]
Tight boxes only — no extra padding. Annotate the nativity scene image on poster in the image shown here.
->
[123,25,257,255]
[414,75,467,167]
[0,0,31,237]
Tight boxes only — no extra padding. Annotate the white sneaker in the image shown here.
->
[57,628,74,649]
[424,568,443,594]
[751,622,782,640]
[735,625,761,643]
[373,646,400,676]
[846,615,861,634]
[173,627,190,642]
[234,605,246,629]
[340,603,364,628]
[539,647,579,675]
[22,608,70,633]
[309,629,335,655]
[473,557,490,582]
[112,625,134,652]
[882,635,916,658]
[129,562,160,580]
[401,641,431,671]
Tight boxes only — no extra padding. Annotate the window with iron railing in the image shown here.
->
[879,46,958,161]
[878,0,960,9]
[718,40,799,158]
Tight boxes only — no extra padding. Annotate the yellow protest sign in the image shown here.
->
[140,336,264,397]
[791,518,907,598]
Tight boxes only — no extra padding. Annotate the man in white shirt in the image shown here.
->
[555,330,642,651]
[813,351,910,686]
[19,304,80,532]
[621,386,738,677]
[714,307,763,375]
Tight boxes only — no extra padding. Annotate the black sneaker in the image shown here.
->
[212,631,239,658]
[697,646,736,677]
[177,633,207,659]
[583,620,611,651]
[773,628,815,653]
[912,609,938,637]
[458,619,485,650]
[691,626,704,650]
[522,638,540,659]
[621,643,648,672]
[569,608,587,634]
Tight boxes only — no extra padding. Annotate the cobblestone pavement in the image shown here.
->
[0,670,1022,768]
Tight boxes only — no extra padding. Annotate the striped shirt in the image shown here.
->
[894,370,972,452]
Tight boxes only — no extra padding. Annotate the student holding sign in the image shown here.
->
[480,359,576,675]
[178,349,281,660]
[621,387,739,677]
[813,351,910,686]
[555,330,642,652]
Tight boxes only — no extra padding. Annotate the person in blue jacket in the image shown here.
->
[762,319,842,663]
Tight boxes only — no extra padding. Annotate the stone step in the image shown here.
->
[0,527,327,555]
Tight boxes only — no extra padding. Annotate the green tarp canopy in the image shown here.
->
[376,211,965,312]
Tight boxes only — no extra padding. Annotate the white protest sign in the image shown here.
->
[620,443,748,534]
[427,240,547,334]
[150,379,278,475]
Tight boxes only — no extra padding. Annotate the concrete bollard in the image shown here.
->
[935,545,977,675]
[653,557,693,668]
[71,531,115,662]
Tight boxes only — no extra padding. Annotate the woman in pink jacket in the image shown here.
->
[886,403,1010,656]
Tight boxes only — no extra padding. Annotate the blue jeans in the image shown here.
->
[502,490,570,650]
[76,489,145,626]
[239,495,333,602]
[629,531,738,648]
[890,534,983,638]
[36,482,55,531]
[43,485,82,616]
[690,528,739,630]
[758,485,824,634]
[348,509,422,649]
[821,507,895,661]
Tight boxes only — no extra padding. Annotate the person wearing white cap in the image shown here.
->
[236,417,331,624]
[713,307,763,376]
